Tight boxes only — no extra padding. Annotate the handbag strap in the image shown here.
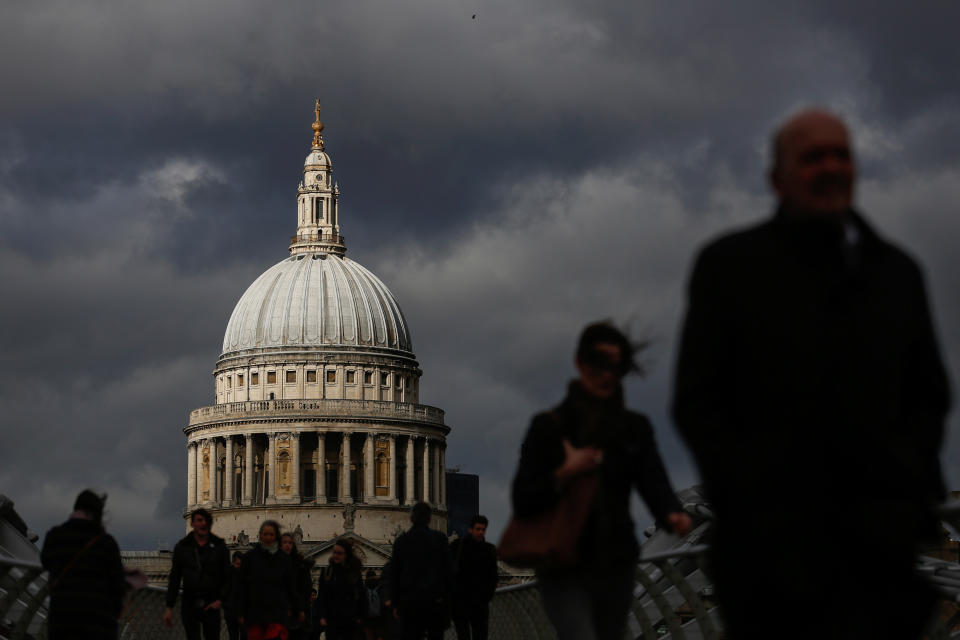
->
[49,532,104,590]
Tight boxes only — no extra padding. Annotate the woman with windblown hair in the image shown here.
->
[510,322,692,640]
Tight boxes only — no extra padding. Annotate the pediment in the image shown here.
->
[304,532,393,569]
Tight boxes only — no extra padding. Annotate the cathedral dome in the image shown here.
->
[221,253,412,357]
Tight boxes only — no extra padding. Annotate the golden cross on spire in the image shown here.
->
[311,99,325,149]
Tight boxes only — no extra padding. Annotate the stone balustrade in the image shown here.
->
[188,398,445,427]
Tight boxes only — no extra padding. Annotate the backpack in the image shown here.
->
[365,585,381,618]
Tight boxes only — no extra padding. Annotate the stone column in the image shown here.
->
[209,438,218,506]
[317,432,327,504]
[187,441,197,508]
[244,435,254,506]
[197,440,205,503]
[267,433,276,503]
[224,436,234,507]
[341,431,353,504]
[388,434,398,504]
[439,443,447,510]
[405,436,416,505]
[364,433,374,502]
[291,432,301,503]
[432,440,441,507]
[422,438,431,505]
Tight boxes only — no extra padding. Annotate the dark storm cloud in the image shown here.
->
[1,0,958,546]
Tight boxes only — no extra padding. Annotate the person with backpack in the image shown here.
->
[41,490,127,639]
[316,539,365,640]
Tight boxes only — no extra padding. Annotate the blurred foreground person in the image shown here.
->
[164,508,230,639]
[41,490,126,640]
[390,502,453,640]
[673,108,951,639]
[280,533,314,640]
[449,515,497,640]
[316,538,364,640]
[236,520,302,640]
[510,322,691,640]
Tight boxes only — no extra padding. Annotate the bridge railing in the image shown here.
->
[7,499,960,639]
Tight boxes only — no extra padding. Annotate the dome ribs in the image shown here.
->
[219,256,414,357]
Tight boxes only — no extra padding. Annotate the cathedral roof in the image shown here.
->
[220,102,412,358]
[221,253,412,356]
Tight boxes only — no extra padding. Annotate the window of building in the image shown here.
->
[286,370,297,383]
[381,372,389,386]
[346,370,356,384]
[364,371,373,385]
[307,370,317,383]
[251,372,259,385]
[267,371,277,384]
[227,376,232,389]
[237,374,244,386]
[326,370,337,383]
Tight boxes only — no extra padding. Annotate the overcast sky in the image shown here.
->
[2,0,958,550]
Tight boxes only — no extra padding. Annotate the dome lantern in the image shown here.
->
[292,100,344,256]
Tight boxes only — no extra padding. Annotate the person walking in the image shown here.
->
[390,502,453,640]
[449,515,498,640]
[224,552,245,640]
[280,532,315,640]
[164,508,231,640]
[41,490,126,640]
[511,322,691,640]
[673,108,951,640]
[316,539,365,640]
[360,569,389,640]
[235,520,303,640]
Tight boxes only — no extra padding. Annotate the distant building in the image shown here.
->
[445,471,479,538]
[180,102,451,569]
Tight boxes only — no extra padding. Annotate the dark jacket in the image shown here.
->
[289,553,315,627]
[391,524,453,608]
[673,210,950,525]
[450,535,498,612]
[165,532,230,608]
[512,381,684,569]
[235,544,300,626]
[41,518,126,639]
[316,558,364,621]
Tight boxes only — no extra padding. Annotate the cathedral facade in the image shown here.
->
[183,103,449,558]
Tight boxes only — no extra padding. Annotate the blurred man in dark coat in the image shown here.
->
[41,490,126,640]
[449,515,498,640]
[390,502,453,640]
[673,108,951,639]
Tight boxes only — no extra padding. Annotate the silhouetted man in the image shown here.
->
[390,502,453,640]
[41,490,126,639]
[449,515,498,640]
[673,109,950,639]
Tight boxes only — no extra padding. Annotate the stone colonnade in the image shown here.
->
[186,430,446,510]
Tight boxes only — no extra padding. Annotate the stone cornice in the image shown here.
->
[186,398,448,434]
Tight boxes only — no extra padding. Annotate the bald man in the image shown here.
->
[673,110,950,639]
